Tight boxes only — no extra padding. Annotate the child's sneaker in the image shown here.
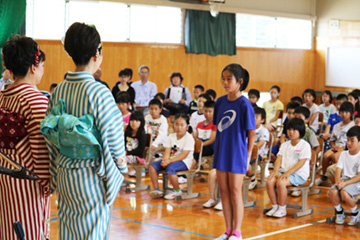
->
[265,206,278,217]
[203,199,217,208]
[149,189,163,199]
[291,190,301,197]
[272,207,287,218]
[228,236,242,240]
[248,178,257,190]
[335,208,345,224]
[178,176,187,184]
[214,201,223,211]
[347,211,360,226]
[164,190,182,200]
[214,233,229,240]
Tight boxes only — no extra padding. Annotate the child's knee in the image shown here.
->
[340,190,351,200]
[329,189,339,198]
[276,179,287,188]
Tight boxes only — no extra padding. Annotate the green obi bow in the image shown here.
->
[40,99,102,159]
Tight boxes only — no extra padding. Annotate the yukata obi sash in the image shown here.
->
[40,99,102,167]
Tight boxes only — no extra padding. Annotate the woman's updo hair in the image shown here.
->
[2,36,45,78]
[221,63,250,91]
[64,22,101,66]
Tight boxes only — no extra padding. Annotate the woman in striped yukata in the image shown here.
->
[40,22,127,240]
[0,36,50,240]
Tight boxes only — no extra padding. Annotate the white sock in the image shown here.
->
[335,204,342,212]
[351,206,358,213]
[279,205,286,211]
[272,204,278,209]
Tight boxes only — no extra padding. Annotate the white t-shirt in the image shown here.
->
[164,132,195,169]
[145,114,168,147]
[278,139,311,180]
[303,103,320,132]
[255,125,270,157]
[319,103,337,123]
[337,151,360,178]
[190,111,205,135]
[330,121,355,148]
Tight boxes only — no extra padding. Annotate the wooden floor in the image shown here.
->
[48,173,359,240]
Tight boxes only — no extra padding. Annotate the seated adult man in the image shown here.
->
[132,65,157,112]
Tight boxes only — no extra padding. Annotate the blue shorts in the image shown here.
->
[151,159,188,175]
[329,177,360,199]
[279,170,306,186]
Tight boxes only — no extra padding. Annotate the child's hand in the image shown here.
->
[264,123,274,131]
[267,172,278,180]
[279,172,290,180]
[322,134,331,140]
[179,99,185,105]
[336,180,346,189]
[161,159,171,167]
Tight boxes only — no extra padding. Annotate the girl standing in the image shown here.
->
[125,111,146,164]
[213,64,256,240]
[40,22,127,239]
[0,36,50,240]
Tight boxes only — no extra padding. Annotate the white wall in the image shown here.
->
[316,0,360,36]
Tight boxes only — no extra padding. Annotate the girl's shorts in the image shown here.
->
[329,177,360,199]
[279,170,306,186]
[151,159,188,175]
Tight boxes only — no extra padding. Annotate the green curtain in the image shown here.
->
[185,9,236,56]
[0,0,26,67]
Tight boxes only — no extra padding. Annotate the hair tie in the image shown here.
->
[1,55,4,66]
[34,45,41,67]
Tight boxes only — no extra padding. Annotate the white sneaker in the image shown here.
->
[268,162,274,169]
[335,209,345,224]
[214,233,228,240]
[128,169,136,177]
[203,199,217,208]
[265,206,278,217]
[149,190,163,199]
[164,190,182,200]
[272,207,287,218]
[348,211,360,226]
[291,190,301,197]
[228,236,242,240]
[214,201,223,211]
[315,178,323,186]
[248,179,257,190]
[178,176,187,184]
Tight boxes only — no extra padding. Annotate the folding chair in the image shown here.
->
[243,145,259,208]
[162,139,203,200]
[318,112,325,134]
[124,133,152,192]
[285,149,317,218]
[258,133,273,187]
[309,137,323,195]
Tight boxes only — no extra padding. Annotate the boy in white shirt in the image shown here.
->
[190,93,211,135]
[265,118,311,218]
[329,126,360,225]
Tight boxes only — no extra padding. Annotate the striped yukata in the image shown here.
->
[43,72,127,240]
[0,84,50,240]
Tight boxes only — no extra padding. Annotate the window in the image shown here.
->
[26,0,182,44]
[26,0,66,40]
[129,5,182,43]
[236,13,312,49]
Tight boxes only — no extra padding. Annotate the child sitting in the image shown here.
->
[190,93,212,135]
[321,102,354,182]
[319,90,337,131]
[348,91,359,116]
[163,72,192,115]
[355,114,360,126]
[302,88,320,133]
[265,118,311,218]
[248,89,260,108]
[291,96,303,106]
[195,100,216,158]
[154,92,170,118]
[112,68,135,110]
[188,84,204,115]
[329,126,360,225]
[248,107,269,190]
[149,113,195,200]
[125,111,147,165]
[263,85,284,131]
[115,91,132,126]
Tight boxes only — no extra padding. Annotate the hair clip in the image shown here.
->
[2,55,5,67]
[34,45,41,67]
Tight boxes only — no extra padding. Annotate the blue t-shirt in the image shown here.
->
[212,95,256,173]
[327,113,342,133]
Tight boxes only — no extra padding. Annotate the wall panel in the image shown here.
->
[37,40,315,104]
